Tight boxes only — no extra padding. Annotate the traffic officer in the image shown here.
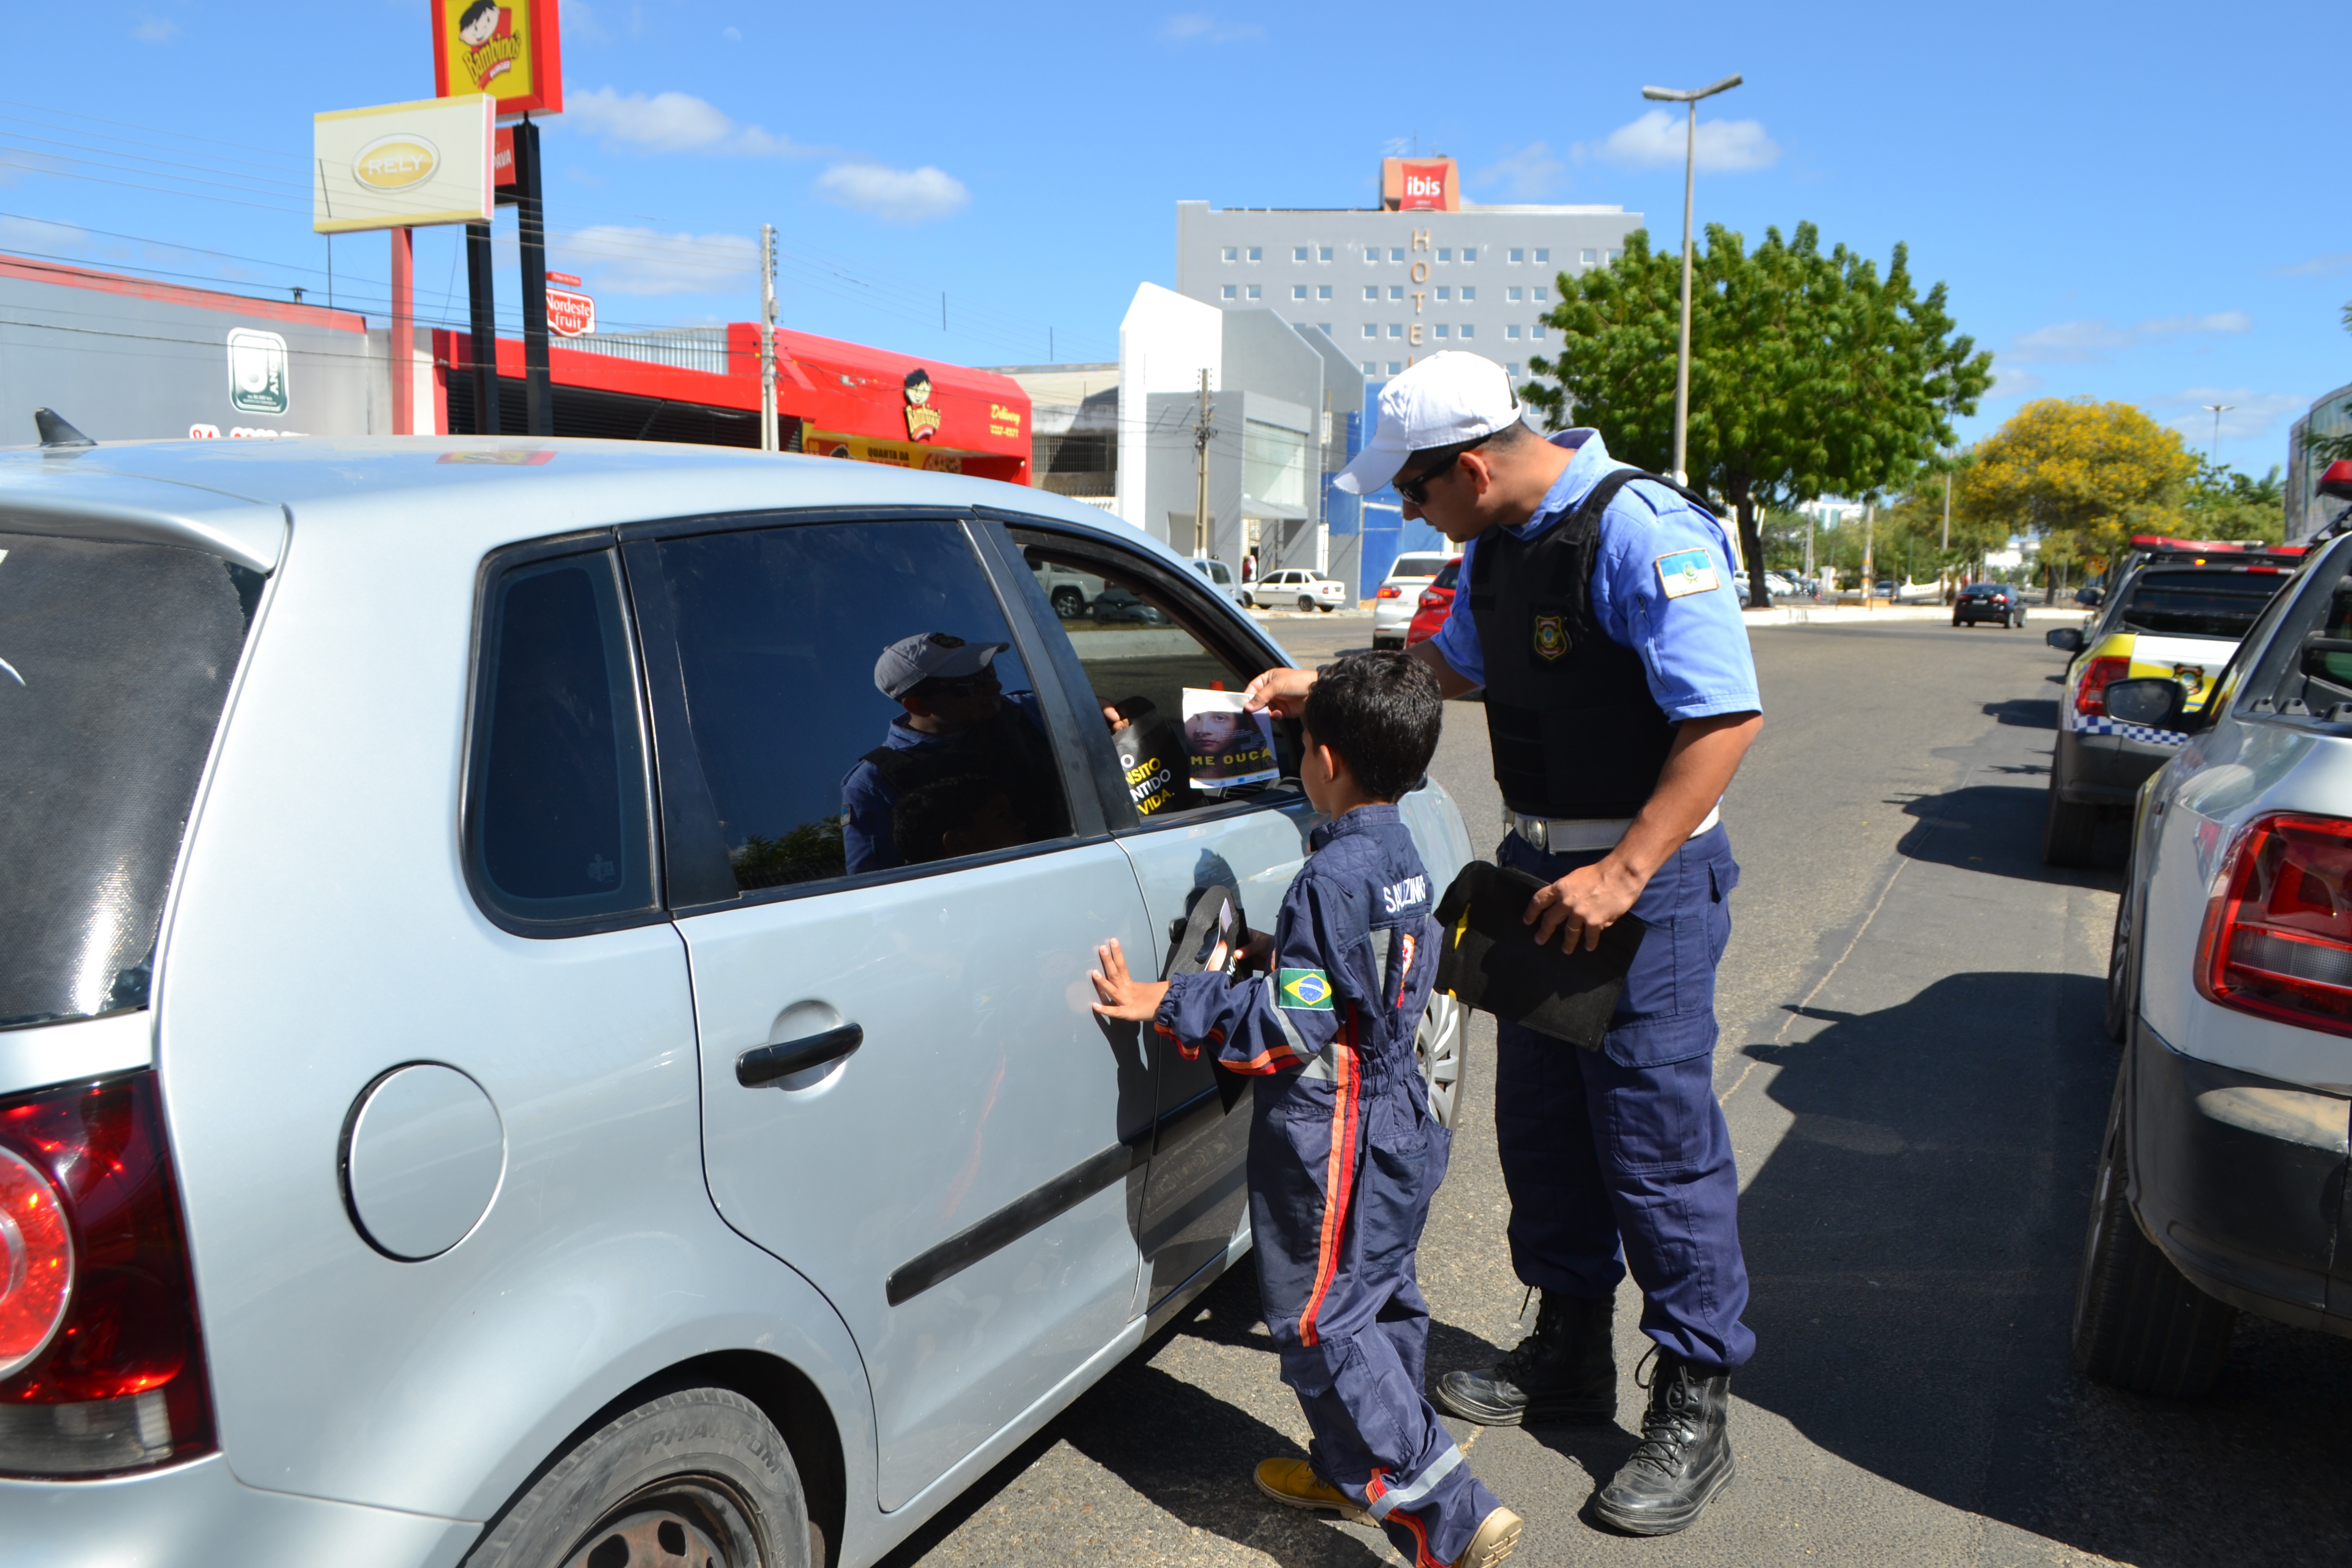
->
[1246,352,1761,1537]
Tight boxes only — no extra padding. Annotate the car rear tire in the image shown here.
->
[2042,780,2101,868]
[1050,587,1084,620]
[1298,595,1315,612]
[2103,886,2135,1044]
[465,1387,812,1568]
[2073,1073,2237,1398]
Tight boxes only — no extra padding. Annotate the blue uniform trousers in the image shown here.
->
[1493,825,1755,1372]
[1253,1050,1501,1566]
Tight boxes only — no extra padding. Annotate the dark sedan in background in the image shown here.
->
[1953,581,2027,627]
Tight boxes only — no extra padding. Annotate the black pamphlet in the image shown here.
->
[1433,862,1646,1050]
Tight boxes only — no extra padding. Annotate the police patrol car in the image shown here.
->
[2042,535,2307,866]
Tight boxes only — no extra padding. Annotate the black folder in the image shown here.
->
[1433,862,1647,1050]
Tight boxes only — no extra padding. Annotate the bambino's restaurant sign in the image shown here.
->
[432,0,565,117]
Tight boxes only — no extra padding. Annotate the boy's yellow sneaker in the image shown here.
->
[1454,1505,1524,1567]
[1253,1458,1367,1522]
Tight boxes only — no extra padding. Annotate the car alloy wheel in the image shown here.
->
[1050,587,1084,619]
[1414,992,1465,1130]
[1298,596,1315,612]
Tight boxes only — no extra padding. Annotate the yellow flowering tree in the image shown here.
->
[1958,398,2197,577]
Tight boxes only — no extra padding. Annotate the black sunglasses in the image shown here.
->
[1394,435,1490,505]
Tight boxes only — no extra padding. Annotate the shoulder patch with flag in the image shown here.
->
[1277,968,1335,1011]
[1656,548,1720,599]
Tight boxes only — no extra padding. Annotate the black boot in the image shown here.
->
[1590,1346,1734,1535]
[1433,1290,1615,1425]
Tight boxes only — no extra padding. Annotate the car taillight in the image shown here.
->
[2196,814,2352,1038]
[1418,590,1445,608]
[0,1071,212,1477]
[1376,585,1401,598]
[2075,656,2131,716]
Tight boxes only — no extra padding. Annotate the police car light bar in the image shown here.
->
[2127,534,2307,556]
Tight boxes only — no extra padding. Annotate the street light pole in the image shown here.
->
[1640,73,1742,487]
[2202,403,2234,467]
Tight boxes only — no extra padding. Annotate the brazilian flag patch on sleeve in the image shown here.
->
[1278,968,1335,1011]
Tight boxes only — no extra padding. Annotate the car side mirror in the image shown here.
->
[2075,587,2104,606]
[2102,677,2186,729]
[2045,627,2084,653]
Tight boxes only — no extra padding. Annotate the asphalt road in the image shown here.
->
[880,619,2352,1568]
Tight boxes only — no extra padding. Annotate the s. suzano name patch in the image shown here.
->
[1656,548,1721,599]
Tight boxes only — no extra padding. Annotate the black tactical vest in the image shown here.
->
[1468,467,1719,819]
[861,708,1067,841]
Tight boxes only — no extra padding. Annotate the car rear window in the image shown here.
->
[1432,560,1461,590]
[2116,569,2282,640]
[0,534,260,1029]
[1390,554,1449,580]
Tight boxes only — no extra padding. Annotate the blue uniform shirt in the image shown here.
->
[840,690,1048,874]
[1428,429,1762,722]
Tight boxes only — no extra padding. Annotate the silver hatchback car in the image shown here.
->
[0,438,1474,1567]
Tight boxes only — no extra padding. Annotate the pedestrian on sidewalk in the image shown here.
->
[1249,353,1763,1537]
[1090,653,1524,1568]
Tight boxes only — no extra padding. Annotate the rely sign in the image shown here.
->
[313,96,495,233]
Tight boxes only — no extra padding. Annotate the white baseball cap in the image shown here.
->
[1334,351,1525,496]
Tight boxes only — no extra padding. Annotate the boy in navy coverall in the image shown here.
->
[1091,653,1523,1568]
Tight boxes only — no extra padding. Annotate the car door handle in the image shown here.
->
[736,1023,864,1088]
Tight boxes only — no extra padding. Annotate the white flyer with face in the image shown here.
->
[1182,688,1280,788]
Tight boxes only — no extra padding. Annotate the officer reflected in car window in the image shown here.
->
[842,631,1069,874]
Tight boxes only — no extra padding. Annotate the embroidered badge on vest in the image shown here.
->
[1532,615,1567,662]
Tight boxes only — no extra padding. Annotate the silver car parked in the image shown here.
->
[0,438,1474,1567]
[2080,514,2352,1396]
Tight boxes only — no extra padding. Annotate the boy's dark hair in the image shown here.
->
[1301,651,1442,800]
[893,772,1002,865]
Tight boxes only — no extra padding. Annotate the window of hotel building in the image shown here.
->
[1364,286,1379,301]
[1534,249,1549,263]
[1365,249,1380,264]
[1247,247,1262,261]
[1387,361,1403,375]
[1533,286,1548,302]
[1435,286,1450,300]
[1221,285,1236,300]
[1460,247,1477,261]
[1506,325,1521,339]
[1437,248,1452,261]
[1319,246,1333,262]
[1294,247,1309,262]
[1222,247,1237,262]
[1433,324,1449,339]
[1292,285,1307,300]
[1390,248,1406,261]
[1389,286,1404,301]
[1318,324,1332,335]
[1461,286,1476,301]
[1507,287,1522,302]
[1507,362,1521,377]
[1246,284,1261,299]
[1607,250,1623,263]
[1459,324,1475,338]
[1388,323,1403,338]
[1580,248,1597,266]
[1362,361,1378,375]
[1531,324,1546,339]
[1317,284,1332,300]
[1509,248,1524,262]
[1363,324,1378,338]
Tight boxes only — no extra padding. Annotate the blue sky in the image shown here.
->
[3,0,2345,475]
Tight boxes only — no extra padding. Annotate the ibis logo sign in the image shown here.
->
[355,134,439,190]
[226,329,289,416]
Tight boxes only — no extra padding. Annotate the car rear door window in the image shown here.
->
[0,534,260,1027]
[2116,569,2282,640]
[467,549,657,929]
[642,519,1072,890]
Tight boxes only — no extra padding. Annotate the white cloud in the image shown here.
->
[2144,387,2312,445]
[564,87,817,157]
[1987,364,2045,401]
[0,215,89,255]
[2005,311,2250,365]
[723,26,741,40]
[814,163,970,224]
[2277,252,2352,277]
[557,225,761,297]
[1475,142,1567,201]
[1160,13,1265,42]
[1586,109,1780,173]
[132,16,178,43]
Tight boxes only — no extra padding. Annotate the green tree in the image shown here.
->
[1956,397,2198,578]
[2180,459,2286,544]
[1523,222,1993,606]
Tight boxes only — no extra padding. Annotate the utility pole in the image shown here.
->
[1861,502,1876,606]
[1640,72,1743,486]
[1192,368,1214,560]
[760,224,778,454]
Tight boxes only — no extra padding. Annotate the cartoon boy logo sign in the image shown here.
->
[903,368,943,443]
[454,1,525,93]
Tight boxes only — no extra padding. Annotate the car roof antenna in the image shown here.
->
[34,408,96,449]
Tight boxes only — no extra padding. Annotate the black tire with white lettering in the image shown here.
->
[466,1388,811,1568]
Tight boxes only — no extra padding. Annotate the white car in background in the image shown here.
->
[1245,568,1350,613]
[1189,557,1246,607]
[1371,551,1456,648]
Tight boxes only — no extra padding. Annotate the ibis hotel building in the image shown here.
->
[1175,158,1644,382]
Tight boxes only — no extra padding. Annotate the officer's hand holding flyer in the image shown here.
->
[1182,688,1279,789]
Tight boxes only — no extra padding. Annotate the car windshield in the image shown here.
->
[0,533,261,1028]
[2114,569,2283,640]
[1390,554,1449,580]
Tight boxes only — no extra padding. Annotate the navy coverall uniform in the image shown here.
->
[1426,429,1759,1374]
[1158,805,1503,1566]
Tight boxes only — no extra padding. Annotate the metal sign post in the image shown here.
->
[761,224,778,454]
[511,117,552,437]
[464,219,497,434]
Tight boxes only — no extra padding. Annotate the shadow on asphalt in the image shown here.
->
[1982,697,2059,728]
[1888,778,2130,885]
[1728,973,2352,1567]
